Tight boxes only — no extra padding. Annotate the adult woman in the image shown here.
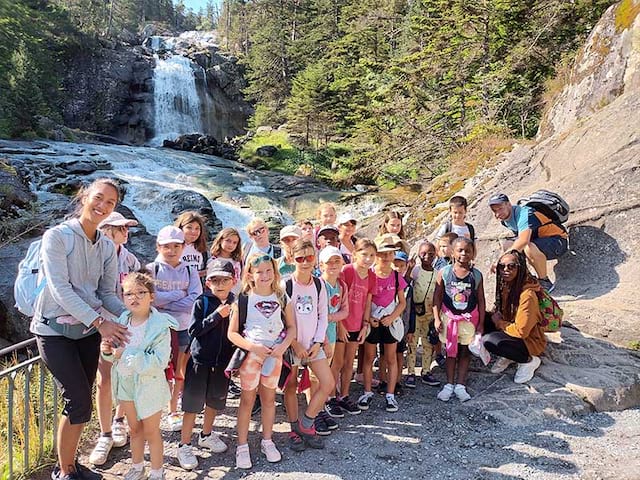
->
[483,250,546,384]
[31,178,130,480]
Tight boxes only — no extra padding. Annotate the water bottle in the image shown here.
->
[261,355,277,376]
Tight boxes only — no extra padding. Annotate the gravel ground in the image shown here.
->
[35,370,639,480]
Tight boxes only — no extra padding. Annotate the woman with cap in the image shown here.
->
[90,211,141,465]
[337,212,358,264]
[31,178,130,480]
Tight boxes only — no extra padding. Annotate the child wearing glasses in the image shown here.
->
[100,272,177,480]
[176,260,237,471]
[282,240,334,451]
[228,253,295,469]
[243,218,282,266]
[147,226,203,432]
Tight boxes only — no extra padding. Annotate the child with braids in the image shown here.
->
[433,237,485,402]
[483,250,546,383]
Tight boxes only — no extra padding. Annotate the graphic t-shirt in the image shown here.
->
[442,266,481,314]
[284,278,328,350]
[372,270,407,308]
[244,292,284,344]
[324,280,341,343]
[181,244,205,272]
[341,264,377,332]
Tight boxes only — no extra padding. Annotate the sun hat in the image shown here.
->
[280,225,303,240]
[98,212,138,229]
[375,234,401,252]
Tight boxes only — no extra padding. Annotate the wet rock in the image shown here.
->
[165,189,222,237]
[57,160,97,175]
[0,161,35,214]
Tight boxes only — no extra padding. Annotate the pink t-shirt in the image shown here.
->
[341,264,377,332]
[372,270,407,307]
[283,277,328,350]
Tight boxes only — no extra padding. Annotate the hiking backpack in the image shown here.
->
[14,225,75,317]
[518,190,570,225]
[444,220,476,242]
[536,289,563,332]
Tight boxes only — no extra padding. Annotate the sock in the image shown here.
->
[200,432,210,438]
[300,413,314,429]
[113,417,125,424]
[132,462,144,472]
[150,468,163,476]
[386,393,395,401]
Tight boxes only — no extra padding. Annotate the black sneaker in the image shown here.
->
[288,431,306,452]
[338,396,361,415]
[436,353,446,369]
[314,415,331,436]
[318,410,338,430]
[325,398,345,418]
[421,372,441,386]
[294,421,325,449]
[404,374,417,389]
[228,380,242,398]
[385,396,399,413]
[75,462,103,480]
[357,393,373,411]
[376,381,388,395]
[251,396,261,416]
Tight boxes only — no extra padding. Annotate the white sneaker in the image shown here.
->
[198,432,228,453]
[123,466,146,480]
[454,384,471,402]
[490,356,514,374]
[514,356,541,384]
[167,413,183,432]
[148,469,165,480]
[260,438,282,463]
[177,443,198,470]
[112,421,128,447]
[437,383,454,402]
[236,444,252,469]
[89,435,114,465]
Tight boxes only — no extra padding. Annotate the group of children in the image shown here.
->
[93,196,487,476]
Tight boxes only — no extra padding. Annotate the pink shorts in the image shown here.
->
[239,352,283,391]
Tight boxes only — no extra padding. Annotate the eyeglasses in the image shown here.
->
[250,227,266,237]
[498,262,518,270]
[117,226,129,233]
[294,255,315,264]
[123,290,150,299]
[250,254,272,267]
[208,277,233,285]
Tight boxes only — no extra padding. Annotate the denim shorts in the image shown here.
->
[533,236,568,260]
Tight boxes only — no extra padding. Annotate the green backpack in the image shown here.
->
[535,289,563,332]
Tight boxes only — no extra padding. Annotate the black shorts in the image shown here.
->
[36,333,100,424]
[181,359,229,413]
[533,236,568,260]
[336,331,361,343]
[366,325,397,345]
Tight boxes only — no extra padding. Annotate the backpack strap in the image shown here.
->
[203,295,209,316]
[466,222,476,242]
[445,219,452,233]
[394,270,399,302]
[285,278,293,299]
[313,276,322,297]
[238,292,249,333]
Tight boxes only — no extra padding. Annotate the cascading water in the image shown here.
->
[149,36,203,145]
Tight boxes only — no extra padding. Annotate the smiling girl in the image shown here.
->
[175,211,209,279]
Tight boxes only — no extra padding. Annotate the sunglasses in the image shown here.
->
[250,226,266,237]
[123,290,150,299]
[294,254,315,264]
[250,254,272,267]
[499,262,518,270]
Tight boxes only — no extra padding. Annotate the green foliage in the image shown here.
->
[221,0,616,186]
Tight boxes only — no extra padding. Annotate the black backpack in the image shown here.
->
[518,190,570,225]
[444,220,476,242]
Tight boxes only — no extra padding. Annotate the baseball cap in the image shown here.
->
[337,212,357,225]
[375,234,401,252]
[156,225,185,245]
[318,246,343,264]
[488,193,510,206]
[206,259,235,279]
[98,212,138,229]
[394,251,409,262]
[318,225,339,237]
[280,225,302,240]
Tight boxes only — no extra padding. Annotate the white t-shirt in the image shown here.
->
[244,292,284,344]
[181,244,205,271]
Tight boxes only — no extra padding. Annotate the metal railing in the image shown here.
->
[1,338,58,480]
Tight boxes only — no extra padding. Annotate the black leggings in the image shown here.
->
[37,333,101,424]
[483,331,529,363]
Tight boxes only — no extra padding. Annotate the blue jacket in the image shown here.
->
[189,292,235,368]
[104,307,178,420]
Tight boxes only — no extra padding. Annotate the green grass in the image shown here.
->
[0,360,57,480]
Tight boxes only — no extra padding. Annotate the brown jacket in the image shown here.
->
[501,281,547,356]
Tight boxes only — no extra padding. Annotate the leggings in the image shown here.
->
[482,331,529,364]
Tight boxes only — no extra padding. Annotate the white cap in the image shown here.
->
[318,246,343,264]
[280,225,302,240]
[337,212,357,225]
[157,225,185,245]
[98,212,138,229]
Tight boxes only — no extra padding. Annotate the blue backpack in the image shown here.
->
[14,225,74,317]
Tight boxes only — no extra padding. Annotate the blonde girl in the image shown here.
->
[314,202,337,247]
[228,253,296,469]
[101,273,177,480]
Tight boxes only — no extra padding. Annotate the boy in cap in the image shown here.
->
[177,260,237,470]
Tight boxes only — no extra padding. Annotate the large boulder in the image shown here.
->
[165,189,222,238]
[0,161,35,215]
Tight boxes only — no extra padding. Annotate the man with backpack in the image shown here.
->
[489,192,568,292]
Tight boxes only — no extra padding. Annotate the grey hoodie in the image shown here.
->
[30,218,126,337]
